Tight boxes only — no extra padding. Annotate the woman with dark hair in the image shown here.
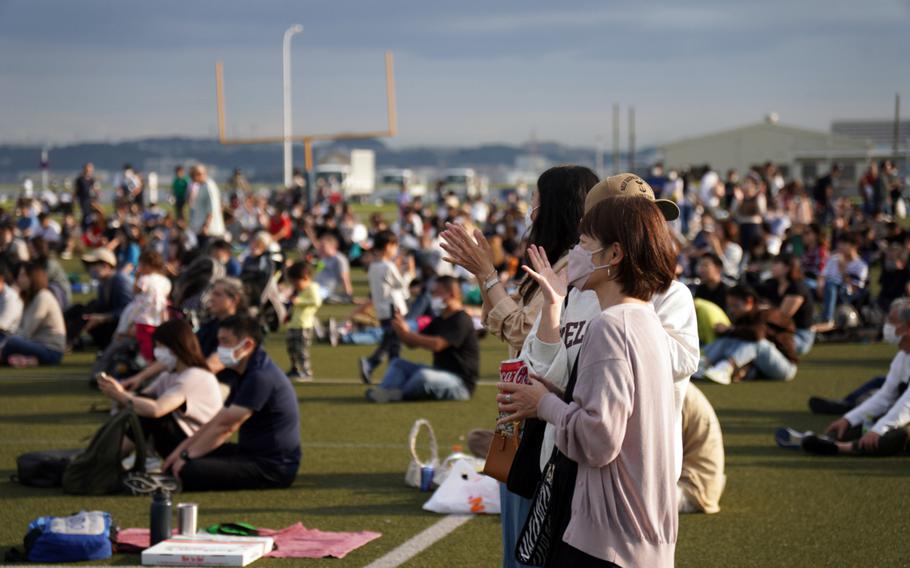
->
[760,254,816,356]
[499,196,680,567]
[439,165,598,568]
[1,262,65,367]
[97,319,223,458]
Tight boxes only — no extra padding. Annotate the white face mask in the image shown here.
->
[431,296,448,315]
[153,346,178,371]
[524,206,539,230]
[566,244,609,290]
[883,323,902,345]
[217,341,249,368]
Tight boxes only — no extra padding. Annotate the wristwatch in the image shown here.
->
[180,450,192,462]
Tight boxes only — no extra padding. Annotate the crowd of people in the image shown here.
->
[0,155,907,566]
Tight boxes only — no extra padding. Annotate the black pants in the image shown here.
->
[367,318,401,369]
[137,414,187,459]
[179,443,298,492]
[65,304,118,350]
[842,423,910,456]
[547,542,620,567]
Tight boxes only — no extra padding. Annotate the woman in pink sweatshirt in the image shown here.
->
[499,195,680,567]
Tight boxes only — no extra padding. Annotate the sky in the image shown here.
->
[1,0,908,148]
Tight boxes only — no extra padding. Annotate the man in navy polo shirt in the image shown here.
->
[163,315,301,491]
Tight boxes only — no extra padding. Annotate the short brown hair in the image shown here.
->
[139,249,165,273]
[19,261,49,304]
[578,196,676,301]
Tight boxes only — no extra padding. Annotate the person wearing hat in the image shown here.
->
[518,173,699,479]
[64,248,134,351]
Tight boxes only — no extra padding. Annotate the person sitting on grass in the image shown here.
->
[121,277,246,389]
[778,299,910,457]
[285,261,322,382]
[679,383,726,514]
[314,233,354,303]
[1,261,65,367]
[365,275,479,403]
[696,285,798,384]
[96,319,223,458]
[65,248,134,351]
[814,233,868,333]
[162,315,301,491]
[0,258,23,335]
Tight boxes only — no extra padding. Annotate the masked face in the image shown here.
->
[153,346,178,371]
[524,206,539,230]
[883,322,902,345]
[566,242,609,290]
[217,338,252,368]
[431,296,448,315]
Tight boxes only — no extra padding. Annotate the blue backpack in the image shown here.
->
[22,511,113,563]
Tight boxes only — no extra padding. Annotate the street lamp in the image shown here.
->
[283,24,303,188]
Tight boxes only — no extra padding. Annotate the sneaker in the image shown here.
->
[801,434,839,456]
[295,372,314,383]
[702,361,733,385]
[359,357,373,385]
[328,318,339,348]
[808,396,851,416]
[775,427,808,450]
[365,387,402,403]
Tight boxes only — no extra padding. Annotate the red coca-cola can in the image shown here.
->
[499,359,530,385]
[498,359,529,437]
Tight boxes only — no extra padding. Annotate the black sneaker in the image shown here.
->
[359,357,373,385]
[801,434,839,456]
[808,396,851,415]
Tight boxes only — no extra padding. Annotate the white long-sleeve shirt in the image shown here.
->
[368,259,412,321]
[845,350,910,436]
[520,279,700,473]
[0,283,24,333]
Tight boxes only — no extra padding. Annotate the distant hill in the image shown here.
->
[0,137,655,184]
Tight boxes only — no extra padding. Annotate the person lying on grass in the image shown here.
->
[161,315,301,491]
[777,298,910,456]
[97,319,222,459]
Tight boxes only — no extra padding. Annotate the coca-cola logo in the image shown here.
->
[500,366,528,384]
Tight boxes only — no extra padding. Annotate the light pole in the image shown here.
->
[283,24,303,188]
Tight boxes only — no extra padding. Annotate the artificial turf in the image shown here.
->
[2,306,910,565]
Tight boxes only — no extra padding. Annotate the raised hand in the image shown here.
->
[522,244,566,305]
[439,223,495,278]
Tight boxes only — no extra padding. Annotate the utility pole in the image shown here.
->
[612,103,620,175]
[628,106,636,173]
[595,136,604,179]
[894,92,901,159]
[282,24,304,189]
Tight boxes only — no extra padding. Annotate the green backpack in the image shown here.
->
[62,407,147,495]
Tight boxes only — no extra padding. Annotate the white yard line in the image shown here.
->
[364,514,474,568]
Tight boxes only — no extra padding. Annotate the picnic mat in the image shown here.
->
[116,523,381,559]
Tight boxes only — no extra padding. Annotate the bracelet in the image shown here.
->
[484,275,500,291]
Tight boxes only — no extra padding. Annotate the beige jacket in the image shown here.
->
[679,383,726,514]
[480,256,567,359]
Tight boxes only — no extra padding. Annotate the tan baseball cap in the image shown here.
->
[81,248,117,267]
[584,173,680,221]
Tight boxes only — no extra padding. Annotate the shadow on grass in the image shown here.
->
[740,456,910,475]
[800,358,893,369]
[0,411,100,425]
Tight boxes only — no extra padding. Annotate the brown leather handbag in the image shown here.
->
[482,426,521,483]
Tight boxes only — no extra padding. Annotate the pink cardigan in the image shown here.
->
[537,303,678,567]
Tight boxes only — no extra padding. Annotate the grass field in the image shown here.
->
[2,230,910,566]
[2,323,910,566]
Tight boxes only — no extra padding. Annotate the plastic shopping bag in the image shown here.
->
[422,459,500,515]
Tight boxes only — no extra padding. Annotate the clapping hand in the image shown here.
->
[440,223,496,278]
[521,245,566,305]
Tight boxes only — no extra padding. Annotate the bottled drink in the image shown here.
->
[150,489,172,546]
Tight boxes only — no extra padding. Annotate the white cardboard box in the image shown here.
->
[141,534,275,567]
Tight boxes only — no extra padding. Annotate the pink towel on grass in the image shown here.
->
[116,523,381,559]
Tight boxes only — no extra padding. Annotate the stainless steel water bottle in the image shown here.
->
[150,489,172,546]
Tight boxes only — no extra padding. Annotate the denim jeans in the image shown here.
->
[499,483,533,568]
[704,337,796,381]
[794,329,816,356]
[1,335,64,365]
[378,359,470,401]
[821,282,841,322]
